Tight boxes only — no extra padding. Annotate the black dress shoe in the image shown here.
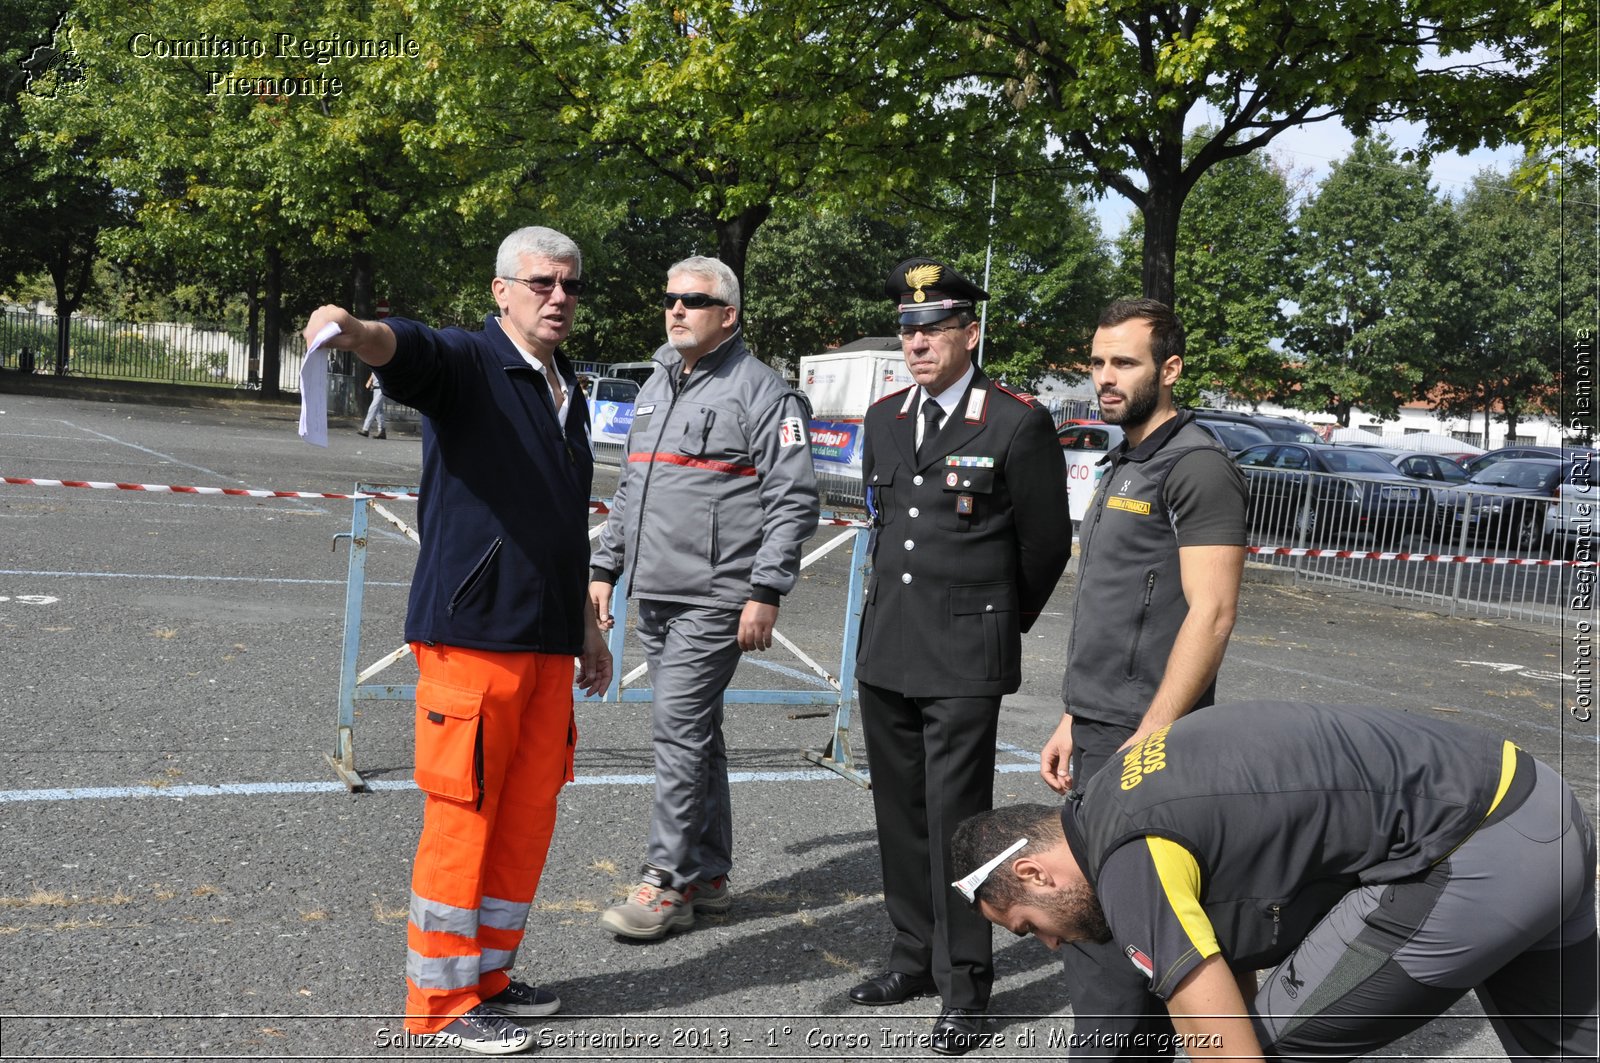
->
[930,1008,986,1056]
[847,970,936,1006]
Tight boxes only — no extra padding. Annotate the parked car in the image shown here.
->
[1384,450,1470,485]
[1058,422,1124,452]
[1193,417,1272,454]
[1545,450,1599,550]
[1233,443,1429,542]
[587,376,640,404]
[1461,445,1567,475]
[1448,458,1565,552]
[1191,407,1321,444]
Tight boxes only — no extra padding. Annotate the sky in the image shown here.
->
[1088,119,1527,241]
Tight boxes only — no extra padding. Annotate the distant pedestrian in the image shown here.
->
[358,372,386,438]
[590,256,820,941]
[303,225,612,1057]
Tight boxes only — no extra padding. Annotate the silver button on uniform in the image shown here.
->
[904,540,915,550]
[909,507,920,518]
[901,573,913,584]
[913,475,924,486]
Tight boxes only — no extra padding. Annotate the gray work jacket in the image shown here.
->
[591,331,820,610]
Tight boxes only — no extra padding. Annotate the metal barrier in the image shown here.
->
[326,483,872,791]
[1240,466,1575,627]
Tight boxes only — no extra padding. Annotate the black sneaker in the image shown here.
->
[483,978,561,1018]
[422,1005,533,1055]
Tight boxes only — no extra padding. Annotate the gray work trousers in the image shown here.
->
[1253,754,1598,1062]
[635,600,742,890]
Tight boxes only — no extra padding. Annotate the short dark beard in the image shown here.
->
[1098,367,1161,432]
[1048,881,1113,944]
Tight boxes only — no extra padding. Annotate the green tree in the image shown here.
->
[399,0,938,306]
[928,0,1537,306]
[744,206,915,366]
[28,0,493,396]
[1507,2,1597,187]
[1285,137,1455,426]
[1114,132,1294,404]
[1434,167,1566,444]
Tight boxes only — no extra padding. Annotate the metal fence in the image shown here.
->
[0,307,302,391]
[1240,466,1580,627]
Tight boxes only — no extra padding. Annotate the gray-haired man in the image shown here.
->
[590,256,820,939]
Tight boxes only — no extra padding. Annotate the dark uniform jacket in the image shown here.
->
[856,369,1071,697]
[379,315,595,655]
[1065,411,1246,729]
[1063,700,1519,973]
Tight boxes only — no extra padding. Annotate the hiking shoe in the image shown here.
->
[599,869,694,940]
[375,429,386,439]
[422,1005,533,1055]
[685,874,732,914]
[483,978,561,1019]
[356,429,370,437]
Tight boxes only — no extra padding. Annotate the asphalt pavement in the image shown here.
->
[0,387,1593,1061]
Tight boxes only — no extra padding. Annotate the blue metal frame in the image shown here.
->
[329,488,871,790]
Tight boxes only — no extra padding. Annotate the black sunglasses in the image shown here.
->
[662,292,729,310]
[503,275,587,296]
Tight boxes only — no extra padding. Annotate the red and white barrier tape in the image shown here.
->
[2,475,419,501]
[19,478,1581,555]
[1249,545,1593,567]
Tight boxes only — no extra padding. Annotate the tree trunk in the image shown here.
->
[49,243,94,375]
[715,202,774,348]
[245,283,260,385]
[261,246,283,399]
[351,246,374,319]
[53,309,70,376]
[1139,173,1181,308]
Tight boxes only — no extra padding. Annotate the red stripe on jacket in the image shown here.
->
[627,452,758,476]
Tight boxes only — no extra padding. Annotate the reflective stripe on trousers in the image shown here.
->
[404,642,576,1033]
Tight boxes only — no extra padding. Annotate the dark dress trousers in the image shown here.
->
[855,368,1071,1009]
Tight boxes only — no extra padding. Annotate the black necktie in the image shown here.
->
[918,399,944,459]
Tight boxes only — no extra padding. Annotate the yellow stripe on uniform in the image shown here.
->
[1485,740,1518,818]
[1145,836,1220,959]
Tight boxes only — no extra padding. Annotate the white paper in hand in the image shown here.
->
[297,321,339,447]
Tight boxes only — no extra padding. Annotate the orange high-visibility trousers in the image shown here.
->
[403,642,576,1033]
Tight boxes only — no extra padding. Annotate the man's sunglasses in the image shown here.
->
[662,292,729,310]
[502,275,587,296]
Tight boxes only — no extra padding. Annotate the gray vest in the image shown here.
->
[1064,413,1225,728]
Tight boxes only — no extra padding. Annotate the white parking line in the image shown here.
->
[0,752,1049,803]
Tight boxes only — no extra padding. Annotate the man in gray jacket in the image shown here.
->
[590,256,820,940]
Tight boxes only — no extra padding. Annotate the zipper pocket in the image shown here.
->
[1124,571,1157,679]
[448,537,503,615]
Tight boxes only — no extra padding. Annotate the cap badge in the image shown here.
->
[904,263,941,303]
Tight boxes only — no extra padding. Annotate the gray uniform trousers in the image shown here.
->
[1062,717,1179,1061]
[1253,755,1597,1062]
[635,600,742,889]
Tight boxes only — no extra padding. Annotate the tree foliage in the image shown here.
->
[1114,131,1294,405]
[1284,137,1455,426]
[1432,167,1566,441]
[927,0,1537,306]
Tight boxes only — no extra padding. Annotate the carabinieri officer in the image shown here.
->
[850,256,1071,1055]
